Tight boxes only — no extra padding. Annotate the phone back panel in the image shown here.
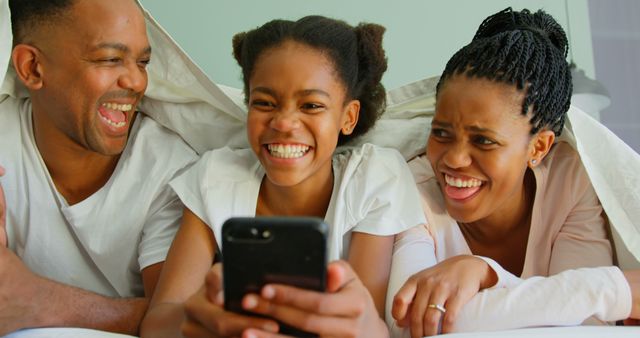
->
[222,217,328,337]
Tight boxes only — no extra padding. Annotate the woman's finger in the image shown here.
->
[421,284,450,337]
[392,276,418,322]
[409,277,434,338]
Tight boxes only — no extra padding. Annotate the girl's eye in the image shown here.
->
[138,59,151,68]
[250,100,275,110]
[301,103,324,111]
[431,128,450,138]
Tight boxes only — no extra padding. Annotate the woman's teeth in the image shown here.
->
[445,174,483,188]
[267,144,310,159]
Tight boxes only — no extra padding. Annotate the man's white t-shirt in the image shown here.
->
[0,97,198,297]
[170,143,426,261]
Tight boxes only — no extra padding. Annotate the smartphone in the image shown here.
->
[222,216,328,337]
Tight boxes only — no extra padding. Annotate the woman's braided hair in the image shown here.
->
[436,7,573,135]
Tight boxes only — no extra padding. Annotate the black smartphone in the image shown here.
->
[221,216,328,337]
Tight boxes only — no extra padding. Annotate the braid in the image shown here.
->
[437,7,572,135]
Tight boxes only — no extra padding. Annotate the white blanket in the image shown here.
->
[1,0,638,268]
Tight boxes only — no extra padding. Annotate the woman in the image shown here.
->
[389,7,639,338]
[141,15,425,338]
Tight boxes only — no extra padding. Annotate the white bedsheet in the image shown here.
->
[2,328,135,338]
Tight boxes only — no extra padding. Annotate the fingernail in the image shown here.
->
[243,295,258,309]
[262,285,275,299]
[245,331,257,338]
[263,322,278,332]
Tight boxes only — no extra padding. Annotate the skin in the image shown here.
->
[141,40,392,338]
[393,75,555,337]
[2,0,161,334]
[13,0,150,205]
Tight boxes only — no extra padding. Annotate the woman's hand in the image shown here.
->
[391,255,497,337]
[181,263,280,338]
[238,260,389,338]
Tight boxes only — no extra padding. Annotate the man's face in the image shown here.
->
[32,0,151,156]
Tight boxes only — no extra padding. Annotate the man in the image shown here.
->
[0,0,197,334]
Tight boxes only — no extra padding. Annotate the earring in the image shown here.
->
[531,159,538,165]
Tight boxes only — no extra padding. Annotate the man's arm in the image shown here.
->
[0,247,162,336]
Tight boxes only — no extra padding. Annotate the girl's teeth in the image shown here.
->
[267,144,310,159]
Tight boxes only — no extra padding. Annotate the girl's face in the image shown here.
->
[246,40,359,188]
[427,75,546,224]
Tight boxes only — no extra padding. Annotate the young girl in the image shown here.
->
[388,8,640,337]
[141,15,425,338]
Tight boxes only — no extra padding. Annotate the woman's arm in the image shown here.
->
[389,225,631,337]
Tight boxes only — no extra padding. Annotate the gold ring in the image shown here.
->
[427,303,446,313]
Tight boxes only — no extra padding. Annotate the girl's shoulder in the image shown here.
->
[192,147,260,183]
[334,143,408,173]
[334,143,415,191]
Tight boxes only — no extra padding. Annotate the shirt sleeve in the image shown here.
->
[387,236,631,336]
[137,185,184,269]
[347,145,426,236]
[386,224,436,338]
[168,152,212,229]
[451,266,631,332]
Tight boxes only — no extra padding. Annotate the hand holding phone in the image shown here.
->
[222,217,328,337]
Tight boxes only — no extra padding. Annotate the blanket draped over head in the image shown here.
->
[1,0,638,268]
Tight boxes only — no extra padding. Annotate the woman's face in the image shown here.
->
[246,40,359,188]
[427,75,538,223]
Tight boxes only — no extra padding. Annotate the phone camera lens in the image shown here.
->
[250,228,258,237]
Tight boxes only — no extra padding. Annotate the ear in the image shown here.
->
[11,44,44,90]
[341,99,360,135]
[528,129,555,168]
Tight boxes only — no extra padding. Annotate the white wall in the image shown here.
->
[139,0,594,90]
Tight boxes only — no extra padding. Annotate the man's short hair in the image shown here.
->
[9,0,75,45]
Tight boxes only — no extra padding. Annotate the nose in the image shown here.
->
[118,61,147,94]
[442,141,472,169]
[269,106,301,132]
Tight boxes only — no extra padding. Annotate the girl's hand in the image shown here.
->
[240,260,389,338]
[391,255,497,337]
[181,263,279,338]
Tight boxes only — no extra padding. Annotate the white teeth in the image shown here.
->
[101,102,133,112]
[267,144,310,159]
[99,114,126,128]
[445,174,482,188]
